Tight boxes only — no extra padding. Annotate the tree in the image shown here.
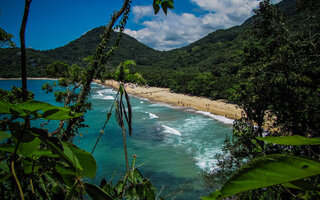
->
[0,0,175,199]
[0,28,15,47]
[203,0,320,199]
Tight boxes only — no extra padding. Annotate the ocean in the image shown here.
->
[0,79,233,199]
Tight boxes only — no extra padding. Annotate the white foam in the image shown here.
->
[146,112,159,119]
[140,98,149,102]
[194,148,221,171]
[92,95,115,100]
[97,91,103,96]
[101,96,115,100]
[97,89,117,95]
[162,125,181,136]
[195,111,234,125]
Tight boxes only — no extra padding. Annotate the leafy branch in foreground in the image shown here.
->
[203,0,320,199]
[153,0,174,15]
[85,155,158,200]
[92,60,137,171]
[0,99,95,200]
[0,0,173,199]
[203,136,320,200]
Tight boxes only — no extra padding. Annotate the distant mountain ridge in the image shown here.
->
[0,0,303,88]
[0,29,161,77]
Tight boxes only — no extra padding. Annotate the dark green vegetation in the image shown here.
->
[0,28,15,48]
[0,0,175,199]
[0,0,311,100]
[203,0,320,199]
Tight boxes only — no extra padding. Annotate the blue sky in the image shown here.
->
[0,0,281,51]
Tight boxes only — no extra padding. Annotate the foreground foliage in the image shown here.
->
[203,0,320,199]
[0,0,175,199]
[203,136,320,200]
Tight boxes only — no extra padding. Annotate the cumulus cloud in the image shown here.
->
[125,10,216,50]
[131,5,154,23]
[125,1,281,50]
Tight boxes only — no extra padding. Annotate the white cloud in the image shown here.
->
[125,10,216,50]
[131,5,154,23]
[125,0,281,50]
[191,0,261,24]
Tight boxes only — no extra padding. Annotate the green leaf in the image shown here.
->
[55,163,77,187]
[16,100,66,113]
[0,144,14,153]
[202,154,320,200]
[0,161,9,172]
[167,0,174,9]
[103,183,116,198]
[153,2,160,14]
[0,139,42,158]
[66,143,97,178]
[41,109,59,118]
[61,142,82,171]
[31,149,60,159]
[41,109,82,120]
[84,182,113,200]
[161,1,168,15]
[17,137,41,156]
[9,122,36,142]
[115,180,125,196]
[65,180,78,200]
[31,128,81,170]
[8,100,82,120]
[22,159,40,174]
[282,179,320,191]
[0,101,11,114]
[257,135,320,145]
[0,131,10,141]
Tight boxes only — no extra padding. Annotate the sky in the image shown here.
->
[0,0,281,51]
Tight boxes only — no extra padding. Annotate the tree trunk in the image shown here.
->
[20,0,32,102]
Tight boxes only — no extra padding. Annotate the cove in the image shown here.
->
[0,79,233,199]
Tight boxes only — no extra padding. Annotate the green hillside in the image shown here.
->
[132,0,309,99]
[0,0,308,99]
[0,30,160,78]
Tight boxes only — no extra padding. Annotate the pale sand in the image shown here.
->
[0,78,242,120]
[94,79,243,120]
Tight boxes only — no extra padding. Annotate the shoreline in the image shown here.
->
[94,79,242,121]
[0,78,242,121]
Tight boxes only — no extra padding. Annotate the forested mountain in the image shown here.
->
[0,0,307,99]
[0,30,160,77]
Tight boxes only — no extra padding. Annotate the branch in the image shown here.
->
[64,0,132,140]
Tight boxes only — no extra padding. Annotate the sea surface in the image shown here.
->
[0,79,233,199]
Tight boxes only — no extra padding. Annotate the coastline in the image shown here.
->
[94,79,242,120]
[0,77,242,121]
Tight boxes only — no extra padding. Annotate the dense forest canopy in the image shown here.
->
[0,0,312,100]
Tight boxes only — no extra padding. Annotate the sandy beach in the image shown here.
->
[94,79,242,120]
[0,77,242,120]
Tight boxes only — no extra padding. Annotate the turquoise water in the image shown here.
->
[0,80,233,199]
